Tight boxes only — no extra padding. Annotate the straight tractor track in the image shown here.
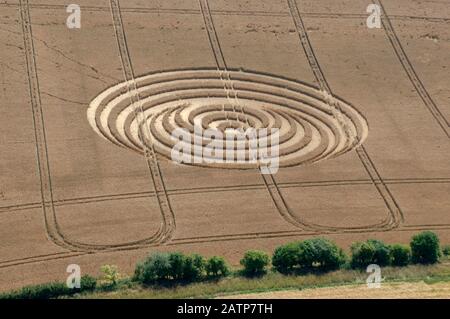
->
[2,177,449,215]
[3,221,450,270]
[375,0,450,138]
[4,2,450,23]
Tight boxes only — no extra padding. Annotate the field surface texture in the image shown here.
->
[0,0,449,291]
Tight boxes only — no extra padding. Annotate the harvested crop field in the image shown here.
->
[0,0,449,291]
[223,281,450,299]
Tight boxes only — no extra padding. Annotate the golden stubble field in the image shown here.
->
[0,0,449,291]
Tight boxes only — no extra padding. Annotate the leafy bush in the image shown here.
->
[297,238,347,272]
[350,239,391,269]
[240,250,270,277]
[134,252,206,284]
[389,244,411,267]
[168,252,186,281]
[79,275,97,291]
[410,231,441,264]
[134,252,172,284]
[182,254,205,282]
[370,240,391,266]
[442,245,450,257]
[0,275,97,299]
[272,242,301,274]
[205,256,230,278]
[16,282,70,299]
[272,239,346,273]
[100,265,120,287]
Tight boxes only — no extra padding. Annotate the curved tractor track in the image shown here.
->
[18,0,175,253]
[196,0,402,233]
[19,0,405,254]
[5,0,446,271]
[287,0,404,232]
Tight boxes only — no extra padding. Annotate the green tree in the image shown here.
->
[351,239,391,269]
[100,265,120,287]
[410,231,441,264]
[205,256,230,278]
[297,238,347,272]
[168,252,186,281]
[240,250,270,277]
[183,254,205,282]
[134,252,171,284]
[272,242,301,274]
[389,244,411,267]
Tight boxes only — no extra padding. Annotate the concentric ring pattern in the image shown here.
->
[87,69,368,169]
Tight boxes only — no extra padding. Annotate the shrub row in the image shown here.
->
[134,252,230,284]
[350,231,441,268]
[350,239,392,268]
[133,231,445,284]
[0,275,96,299]
[271,231,442,273]
[272,238,346,274]
[1,231,445,298]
